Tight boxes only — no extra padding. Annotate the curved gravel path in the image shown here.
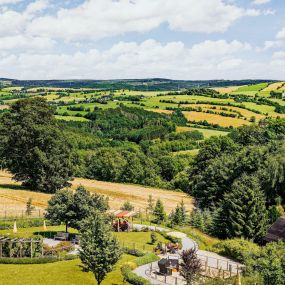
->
[133,224,242,284]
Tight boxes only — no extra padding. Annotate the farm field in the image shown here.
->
[2,82,285,131]
[176,126,229,138]
[0,171,193,215]
[182,111,250,127]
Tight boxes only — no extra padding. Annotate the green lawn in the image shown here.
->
[0,226,168,251]
[0,255,135,285]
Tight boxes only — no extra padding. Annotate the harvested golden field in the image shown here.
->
[0,105,9,110]
[0,171,193,215]
[148,109,173,114]
[71,177,193,214]
[262,82,285,92]
[213,86,243,94]
[192,104,265,121]
[183,111,250,127]
[176,126,228,138]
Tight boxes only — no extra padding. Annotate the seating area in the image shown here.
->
[54,232,69,241]
[158,257,179,276]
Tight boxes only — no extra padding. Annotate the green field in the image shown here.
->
[235,83,269,92]
[2,82,285,131]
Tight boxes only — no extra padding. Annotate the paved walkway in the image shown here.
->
[133,224,243,284]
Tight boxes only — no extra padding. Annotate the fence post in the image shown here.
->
[216,259,219,269]
[229,264,232,277]
[30,240,33,258]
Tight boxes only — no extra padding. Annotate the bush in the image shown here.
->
[0,254,78,264]
[123,248,145,257]
[212,239,260,263]
[150,233,157,244]
[121,264,152,285]
[0,257,58,264]
[135,253,159,267]
[158,230,181,245]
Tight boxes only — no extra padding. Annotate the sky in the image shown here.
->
[0,0,285,80]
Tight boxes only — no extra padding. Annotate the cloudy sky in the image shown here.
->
[0,0,285,80]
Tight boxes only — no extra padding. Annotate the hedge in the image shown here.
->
[121,253,160,285]
[0,254,77,264]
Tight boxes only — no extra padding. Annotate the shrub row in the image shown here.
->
[0,254,77,264]
[121,253,160,285]
[0,218,49,230]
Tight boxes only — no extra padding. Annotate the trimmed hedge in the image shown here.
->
[0,254,77,264]
[121,253,160,285]
[135,253,159,267]
[123,248,145,257]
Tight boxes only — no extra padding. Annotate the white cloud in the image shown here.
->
[277,27,285,39]
[0,0,22,4]
[272,51,285,59]
[252,0,271,5]
[0,35,54,51]
[26,0,261,41]
[257,40,283,52]
[25,0,49,15]
[0,39,252,80]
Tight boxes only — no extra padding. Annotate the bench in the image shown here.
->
[54,232,69,241]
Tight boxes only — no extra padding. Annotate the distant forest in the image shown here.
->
[0,78,275,91]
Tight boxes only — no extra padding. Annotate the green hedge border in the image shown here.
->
[0,254,77,264]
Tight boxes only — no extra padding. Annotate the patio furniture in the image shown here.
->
[54,232,69,241]
[71,235,80,244]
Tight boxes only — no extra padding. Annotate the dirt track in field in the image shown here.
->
[0,171,193,214]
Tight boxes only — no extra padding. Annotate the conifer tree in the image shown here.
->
[80,212,121,285]
[153,198,166,223]
[216,174,268,241]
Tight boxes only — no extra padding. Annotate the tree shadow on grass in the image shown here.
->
[0,183,28,191]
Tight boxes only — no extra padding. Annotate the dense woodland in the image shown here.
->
[0,78,273,90]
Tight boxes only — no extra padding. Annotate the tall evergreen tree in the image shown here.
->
[216,174,268,241]
[79,212,122,285]
[0,98,73,193]
[153,198,166,223]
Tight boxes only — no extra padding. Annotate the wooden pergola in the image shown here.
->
[0,236,43,258]
[108,210,137,232]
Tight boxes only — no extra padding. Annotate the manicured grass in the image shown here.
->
[116,231,168,251]
[0,254,135,285]
[0,226,168,252]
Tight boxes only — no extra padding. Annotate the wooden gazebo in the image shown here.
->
[108,210,137,232]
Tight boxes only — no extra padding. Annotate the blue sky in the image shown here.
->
[0,0,285,80]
